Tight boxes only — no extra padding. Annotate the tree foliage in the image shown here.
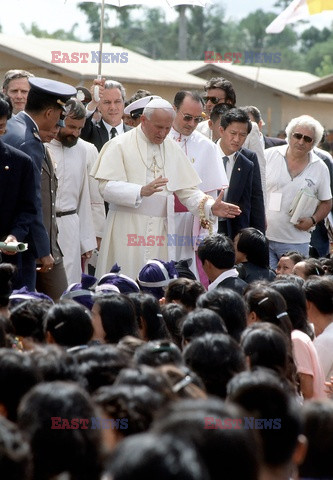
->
[20,5,333,76]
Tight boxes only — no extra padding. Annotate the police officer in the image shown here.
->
[2,77,76,300]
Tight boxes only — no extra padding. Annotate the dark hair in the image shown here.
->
[182,308,227,343]
[220,108,252,134]
[114,365,175,400]
[94,384,168,437]
[244,284,293,337]
[128,292,170,341]
[107,433,209,480]
[280,251,305,264]
[0,263,16,307]
[44,300,93,347]
[320,257,333,275]
[152,398,260,480]
[65,97,86,120]
[0,94,12,119]
[183,333,246,398]
[10,299,50,343]
[0,417,32,480]
[299,400,333,478]
[227,369,302,467]
[294,258,325,279]
[18,381,103,480]
[304,276,333,314]
[164,278,205,311]
[76,344,130,393]
[134,340,184,368]
[209,103,233,124]
[241,323,289,378]
[93,293,139,343]
[0,349,39,421]
[196,288,247,342]
[161,303,187,348]
[204,77,236,105]
[198,234,235,270]
[173,90,204,109]
[236,228,269,268]
[29,345,80,383]
[240,106,263,125]
[270,280,314,339]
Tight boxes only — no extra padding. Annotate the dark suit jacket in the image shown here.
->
[80,115,131,152]
[0,140,37,242]
[240,147,266,235]
[219,149,265,239]
[216,276,248,295]
[263,136,286,149]
[2,112,50,259]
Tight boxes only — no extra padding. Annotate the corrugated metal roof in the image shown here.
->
[0,34,206,88]
[157,60,333,101]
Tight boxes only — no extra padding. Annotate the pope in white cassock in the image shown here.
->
[169,91,227,285]
[91,98,241,280]
[47,99,103,284]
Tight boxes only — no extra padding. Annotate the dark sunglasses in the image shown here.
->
[203,96,225,105]
[179,110,203,123]
[292,132,313,144]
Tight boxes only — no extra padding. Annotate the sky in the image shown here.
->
[1,0,329,39]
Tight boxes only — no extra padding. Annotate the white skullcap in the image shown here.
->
[124,95,161,115]
[143,98,173,111]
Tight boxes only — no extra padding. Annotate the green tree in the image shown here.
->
[20,22,80,41]
[300,26,332,54]
[316,54,333,76]
[305,38,333,74]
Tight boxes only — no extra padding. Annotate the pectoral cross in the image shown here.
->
[151,156,158,178]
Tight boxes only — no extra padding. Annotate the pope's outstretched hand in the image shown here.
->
[211,188,241,218]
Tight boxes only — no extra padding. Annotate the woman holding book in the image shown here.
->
[264,115,332,270]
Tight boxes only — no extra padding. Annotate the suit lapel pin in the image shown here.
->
[5,166,9,170]
[237,167,241,171]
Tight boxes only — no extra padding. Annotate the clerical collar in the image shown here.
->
[170,127,191,141]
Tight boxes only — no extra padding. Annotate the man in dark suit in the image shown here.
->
[241,105,287,149]
[198,234,247,294]
[212,108,265,239]
[80,78,131,152]
[2,77,76,293]
[0,95,38,287]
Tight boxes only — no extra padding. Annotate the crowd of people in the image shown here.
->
[1,68,333,479]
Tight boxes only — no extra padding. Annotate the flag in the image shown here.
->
[266,0,333,34]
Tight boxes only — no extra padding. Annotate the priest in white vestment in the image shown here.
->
[91,99,241,280]
[47,99,100,284]
[169,91,228,285]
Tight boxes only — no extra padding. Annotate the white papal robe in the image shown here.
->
[91,125,216,280]
[169,127,228,278]
[48,138,97,284]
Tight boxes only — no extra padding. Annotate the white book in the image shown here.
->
[289,189,319,225]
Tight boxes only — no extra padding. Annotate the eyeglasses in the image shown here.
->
[292,132,313,144]
[203,96,225,105]
[179,110,203,123]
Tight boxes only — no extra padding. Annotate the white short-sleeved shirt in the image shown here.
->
[265,145,332,244]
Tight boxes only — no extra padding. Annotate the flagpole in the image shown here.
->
[98,0,105,76]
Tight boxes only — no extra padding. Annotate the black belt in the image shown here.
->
[56,209,77,217]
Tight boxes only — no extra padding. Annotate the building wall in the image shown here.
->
[281,97,333,131]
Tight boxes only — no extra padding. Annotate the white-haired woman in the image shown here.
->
[265,115,332,270]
